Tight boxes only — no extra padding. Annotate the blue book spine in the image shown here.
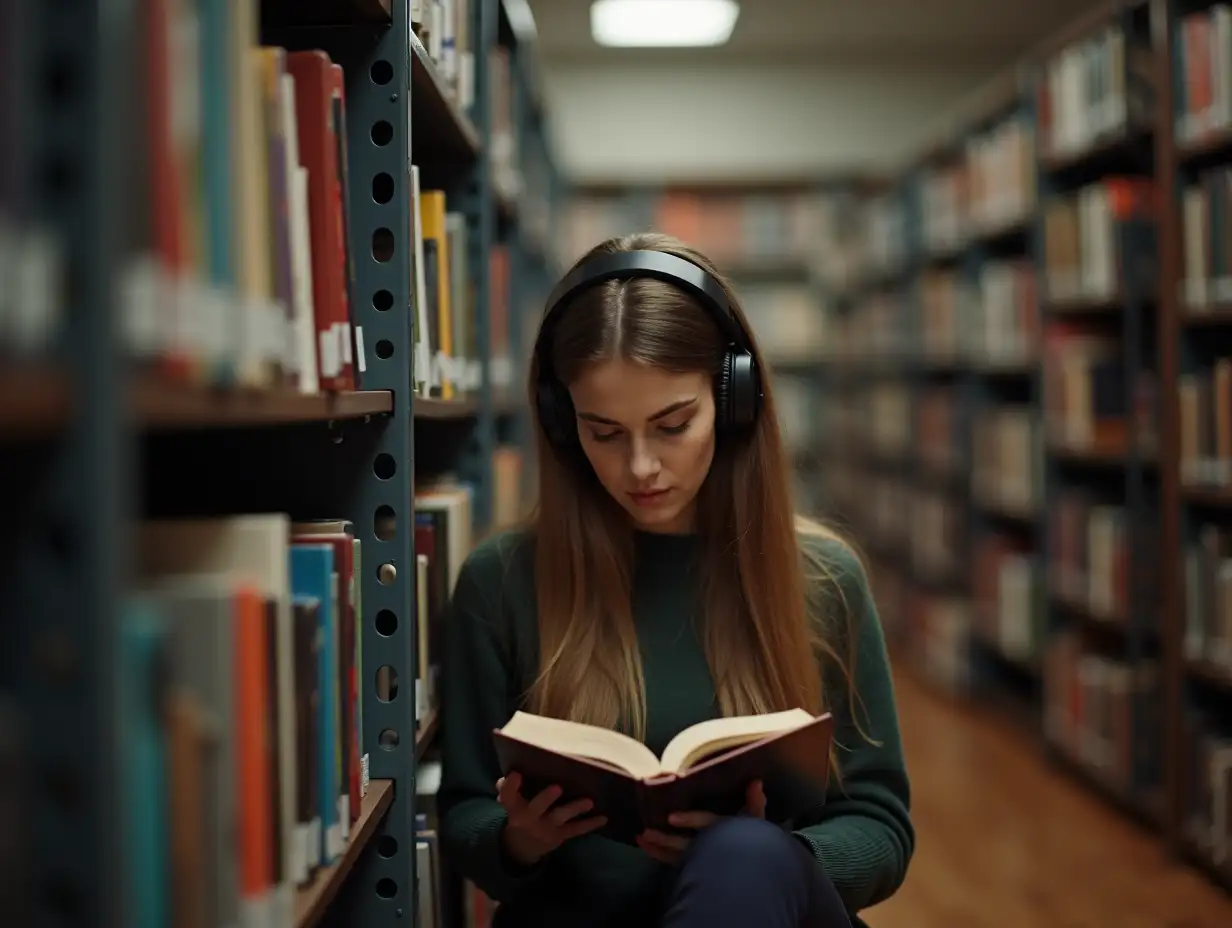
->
[198,0,235,385]
[290,543,340,864]
[120,596,170,928]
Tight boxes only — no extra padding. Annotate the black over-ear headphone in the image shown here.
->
[533,249,763,448]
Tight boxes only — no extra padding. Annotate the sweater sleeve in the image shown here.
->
[792,542,915,912]
[436,536,544,903]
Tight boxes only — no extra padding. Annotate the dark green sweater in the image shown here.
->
[437,528,913,927]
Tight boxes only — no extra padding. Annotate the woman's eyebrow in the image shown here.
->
[576,397,697,425]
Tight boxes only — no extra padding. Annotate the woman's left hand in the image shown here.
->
[635,779,767,866]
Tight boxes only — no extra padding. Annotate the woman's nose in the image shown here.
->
[629,437,660,481]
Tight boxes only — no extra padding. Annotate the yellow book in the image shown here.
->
[418,190,455,399]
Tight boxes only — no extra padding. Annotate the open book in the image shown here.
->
[493,709,834,844]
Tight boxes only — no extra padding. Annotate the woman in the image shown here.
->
[437,232,913,927]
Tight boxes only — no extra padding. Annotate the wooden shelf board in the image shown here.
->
[0,365,71,439]
[409,31,481,182]
[1,372,395,435]
[973,496,1038,525]
[414,396,480,419]
[1047,438,1127,465]
[969,212,1031,246]
[1187,659,1232,692]
[1182,486,1232,508]
[137,383,393,430]
[1044,295,1125,316]
[294,778,395,928]
[416,710,439,759]
[1178,125,1232,167]
[1038,126,1153,176]
[1180,307,1232,327]
[1050,588,1129,632]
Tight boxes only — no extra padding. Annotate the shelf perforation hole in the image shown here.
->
[371,120,393,147]
[374,505,395,541]
[378,836,398,858]
[373,452,396,480]
[372,172,394,205]
[375,877,398,899]
[375,339,394,360]
[373,289,393,312]
[378,728,400,751]
[376,665,398,703]
[370,59,393,85]
[375,609,397,636]
[377,562,397,585]
[371,227,395,263]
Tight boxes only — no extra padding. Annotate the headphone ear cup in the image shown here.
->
[537,377,577,447]
[715,352,734,431]
[725,351,759,429]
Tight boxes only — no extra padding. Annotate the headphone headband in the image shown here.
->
[534,247,762,447]
[542,250,750,351]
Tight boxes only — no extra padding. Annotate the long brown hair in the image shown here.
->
[524,232,861,768]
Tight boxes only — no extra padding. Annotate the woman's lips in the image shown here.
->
[629,488,670,507]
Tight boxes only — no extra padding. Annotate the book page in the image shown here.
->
[659,708,815,775]
[500,711,664,780]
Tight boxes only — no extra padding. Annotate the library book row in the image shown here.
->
[57,463,514,928]
[1,0,546,419]
[800,0,1231,891]
[1,1,557,927]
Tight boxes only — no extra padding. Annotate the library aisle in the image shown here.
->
[867,671,1232,928]
[12,0,1232,925]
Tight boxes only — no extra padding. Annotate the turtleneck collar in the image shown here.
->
[633,528,701,562]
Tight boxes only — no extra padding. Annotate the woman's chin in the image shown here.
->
[625,500,694,535]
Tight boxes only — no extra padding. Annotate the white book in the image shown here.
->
[410,165,435,392]
[281,73,320,395]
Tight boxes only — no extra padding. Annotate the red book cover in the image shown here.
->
[286,51,351,391]
[145,0,192,382]
[328,63,360,387]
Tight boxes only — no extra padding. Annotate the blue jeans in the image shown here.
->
[660,818,853,928]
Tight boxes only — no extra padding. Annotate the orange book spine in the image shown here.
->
[235,586,274,908]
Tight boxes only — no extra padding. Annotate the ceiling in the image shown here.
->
[522,0,1114,182]
[526,0,1109,67]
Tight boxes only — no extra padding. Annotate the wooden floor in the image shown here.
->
[863,671,1232,928]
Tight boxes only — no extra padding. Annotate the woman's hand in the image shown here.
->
[635,779,767,866]
[496,771,608,867]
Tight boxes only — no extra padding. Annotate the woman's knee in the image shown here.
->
[685,817,808,875]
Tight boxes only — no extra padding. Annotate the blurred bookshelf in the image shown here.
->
[808,0,1232,897]
[543,0,1232,902]
[0,1,557,927]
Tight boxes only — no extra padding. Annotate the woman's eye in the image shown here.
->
[590,430,621,443]
[659,421,690,436]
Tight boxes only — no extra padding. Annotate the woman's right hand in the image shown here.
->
[496,771,608,867]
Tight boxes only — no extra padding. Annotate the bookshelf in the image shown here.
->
[0,2,559,927]
[1161,0,1232,889]
[814,0,1232,896]
[410,2,562,926]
